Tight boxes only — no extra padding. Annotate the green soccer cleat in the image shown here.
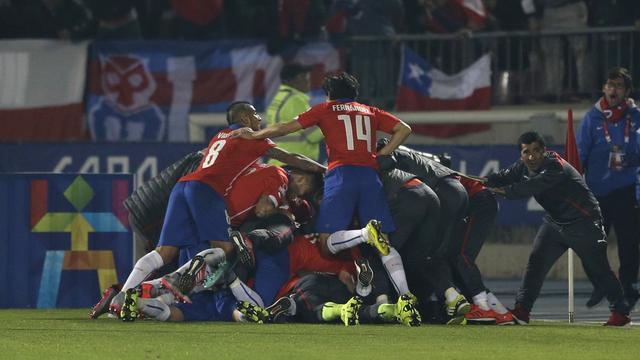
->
[364,220,390,256]
[446,316,468,325]
[340,296,363,326]
[446,294,471,317]
[377,304,397,323]
[236,301,269,324]
[120,288,140,322]
[396,293,422,327]
[321,302,342,322]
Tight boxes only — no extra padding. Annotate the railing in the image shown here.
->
[345,27,639,109]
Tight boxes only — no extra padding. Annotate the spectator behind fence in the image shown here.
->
[169,0,224,39]
[2,0,95,40]
[576,67,640,310]
[587,0,640,86]
[524,0,592,99]
[266,63,324,165]
[483,0,530,72]
[84,0,141,40]
[346,0,404,107]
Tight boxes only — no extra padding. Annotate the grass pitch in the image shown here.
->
[0,309,637,360]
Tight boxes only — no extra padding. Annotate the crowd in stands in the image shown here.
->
[1,1,638,43]
[1,1,639,105]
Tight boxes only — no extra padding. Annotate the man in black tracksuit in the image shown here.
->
[486,131,631,326]
[377,144,471,322]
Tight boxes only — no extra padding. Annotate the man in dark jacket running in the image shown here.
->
[486,131,631,326]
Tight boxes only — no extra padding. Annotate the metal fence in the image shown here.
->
[345,26,639,109]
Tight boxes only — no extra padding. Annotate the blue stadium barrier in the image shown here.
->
[0,173,133,308]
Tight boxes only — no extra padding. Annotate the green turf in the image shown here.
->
[0,309,637,360]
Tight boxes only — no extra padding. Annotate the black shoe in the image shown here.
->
[230,230,254,267]
[354,258,373,288]
[177,255,206,293]
[89,284,121,319]
[266,296,296,323]
[586,288,606,309]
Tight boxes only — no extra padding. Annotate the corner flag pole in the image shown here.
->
[564,108,582,323]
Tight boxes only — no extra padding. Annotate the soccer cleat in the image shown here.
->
[266,296,296,323]
[495,311,516,325]
[203,260,233,289]
[510,303,530,325]
[120,288,140,322]
[586,287,606,309]
[161,275,192,304]
[364,220,390,256]
[604,311,631,327]
[89,284,121,319]
[108,291,125,317]
[446,316,468,325]
[377,304,397,323]
[340,296,363,326]
[396,293,421,327]
[354,258,373,287]
[464,305,498,324]
[236,301,269,323]
[177,255,206,294]
[321,302,341,322]
[446,294,471,317]
[230,230,254,267]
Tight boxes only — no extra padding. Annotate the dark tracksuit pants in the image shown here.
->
[433,177,469,258]
[597,185,639,293]
[388,182,455,303]
[516,217,629,315]
[289,273,352,323]
[450,189,497,298]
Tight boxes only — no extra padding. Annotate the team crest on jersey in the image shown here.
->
[88,55,166,141]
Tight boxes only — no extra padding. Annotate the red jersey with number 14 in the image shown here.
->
[296,101,400,170]
[179,128,276,196]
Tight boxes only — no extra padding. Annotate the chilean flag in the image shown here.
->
[396,46,491,111]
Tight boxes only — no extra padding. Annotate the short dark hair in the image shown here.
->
[322,72,359,100]
[280,63,312,82]
[226,101,252,125]
[607,67,633,92]
[518,131,545,148]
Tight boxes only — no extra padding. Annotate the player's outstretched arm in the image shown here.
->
[232,120,303,140]
[378,120,412,156]
[266,146,327,173]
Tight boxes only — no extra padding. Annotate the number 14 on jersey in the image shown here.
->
[338,114,372,152]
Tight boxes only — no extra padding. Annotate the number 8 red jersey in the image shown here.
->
[179,127,276,196]
[296,101,400,170]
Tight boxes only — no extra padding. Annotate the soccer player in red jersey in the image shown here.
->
[225,163,289,228]
[231,73,422,325]
[119,102,325,296]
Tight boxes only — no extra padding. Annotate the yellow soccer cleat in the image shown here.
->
[396,293,421,327]
[340,296,363,326]
[365,220,390,256]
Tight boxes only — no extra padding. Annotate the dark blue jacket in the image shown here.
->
[576,100,640,198]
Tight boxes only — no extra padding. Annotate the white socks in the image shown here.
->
[122,250,164,291]
[356,282,372,297]
[487,291,508,314]
[381,247,410,296]
[138,298,171,321]
[445,287,461,303]
[229,277,264,307]
[326,229,367,254]
[472,291,490,311]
